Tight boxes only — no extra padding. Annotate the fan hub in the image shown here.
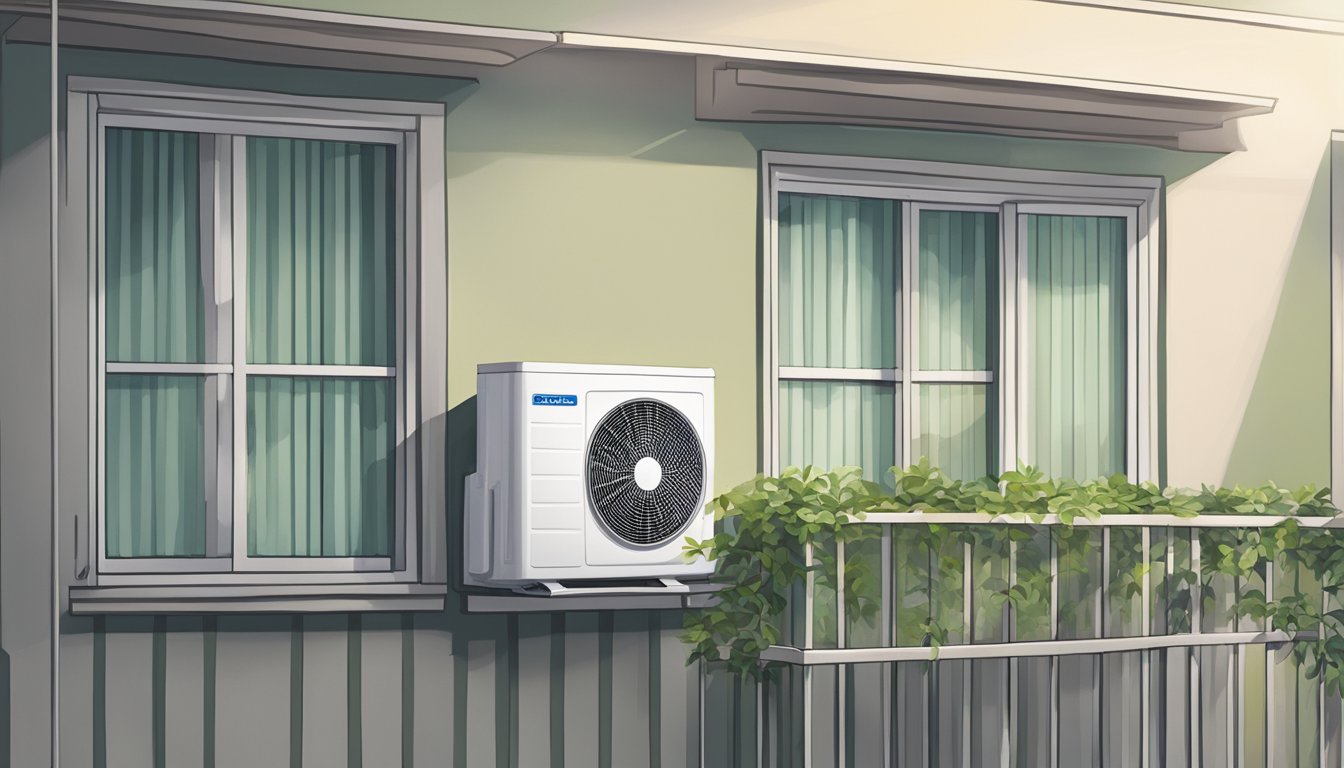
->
[633,456,663,491]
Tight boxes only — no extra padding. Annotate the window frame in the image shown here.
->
[72,78,446,593]
[761,152,1161,483]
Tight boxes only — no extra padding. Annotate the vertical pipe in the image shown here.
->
[49,1,62,766]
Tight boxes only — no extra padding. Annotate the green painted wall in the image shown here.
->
[0,9,1338,765]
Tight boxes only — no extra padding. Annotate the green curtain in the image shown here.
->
[247,377,393,558]
[104,128,210,559]
[246,137,397,558]
[779,381,895,483]
[778,193,898,369]
[105,128,203,363]
[105,374,207,557]
[915,209,998,480]
[247,137,396,366]
[918,210,996,371]
[1024,214,1126,480]
[914,384,993,482]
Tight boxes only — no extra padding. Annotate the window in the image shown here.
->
[71,80,447,602]
[762,154,1159,484]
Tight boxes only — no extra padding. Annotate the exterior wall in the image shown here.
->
[0,2,1338,766]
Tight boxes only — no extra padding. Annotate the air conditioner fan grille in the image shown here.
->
[586,399,705,546]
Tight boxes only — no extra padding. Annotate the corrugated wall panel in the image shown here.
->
[214,616,293,768]
[611,612,653,767]
[361,613,405,767]
[60,617,96,768]
[515,613,557,768]
[564,612,602,768]
[658,612,698,768]
[164,617,207,768]
[411,612,456,768]
[302,614,349,768]
[463,613,508,767]
[102,617,155,768]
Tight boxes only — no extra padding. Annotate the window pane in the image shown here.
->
[779,380,895,482]
[105,374,210,557]
[247,138,396,366]
[917,209,997,371]
[913,384,995,482]
[105,129,207,363]
[1024,214,1126,480]
[778,194,898,368]
[247,376,394,557]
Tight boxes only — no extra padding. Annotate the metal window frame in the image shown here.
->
[78,80,437,587]
[761,151,1161,483]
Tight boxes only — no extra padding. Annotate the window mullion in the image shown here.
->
[229,134,248,571]
[899,200,914,468]
[1001,202,1020,474]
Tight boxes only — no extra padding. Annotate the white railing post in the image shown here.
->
[836,537,846,768]
[1141,525,1152,768]
[1191,529,1202,768]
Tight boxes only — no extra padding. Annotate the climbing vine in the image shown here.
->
[683,461,1341,689]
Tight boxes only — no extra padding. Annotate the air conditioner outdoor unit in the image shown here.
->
[464,362,715,596]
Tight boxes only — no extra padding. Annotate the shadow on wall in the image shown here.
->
[1223,147,1332,488]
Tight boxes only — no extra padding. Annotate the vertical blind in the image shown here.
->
[246,137,397,559]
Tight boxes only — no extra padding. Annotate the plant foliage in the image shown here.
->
[683,460,1342,688]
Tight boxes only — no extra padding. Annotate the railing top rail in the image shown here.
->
[847,511,1344,528]
[758,629,1309,666]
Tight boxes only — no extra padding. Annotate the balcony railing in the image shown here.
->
[754,512,1343,768]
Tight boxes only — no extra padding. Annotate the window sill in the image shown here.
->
[69,582,447,615]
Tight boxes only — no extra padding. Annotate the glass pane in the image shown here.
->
[105,128,209,363]
[1023,214,1126,480]
[105,374,210,557]
[779,380,896,482]
[778,193,898,369]
[913,383,995,482]
[917,209,997,371]
[247,376,394,557]
[247,138,396,366]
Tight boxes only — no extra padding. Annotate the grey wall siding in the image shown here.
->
[0,22,56,768]
[56,608,701,768]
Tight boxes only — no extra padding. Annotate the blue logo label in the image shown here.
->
[532,394,578,407]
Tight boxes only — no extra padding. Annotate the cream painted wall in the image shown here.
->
[444,51,1339,492]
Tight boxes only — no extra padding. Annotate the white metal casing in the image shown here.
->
[464,362,715,586]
